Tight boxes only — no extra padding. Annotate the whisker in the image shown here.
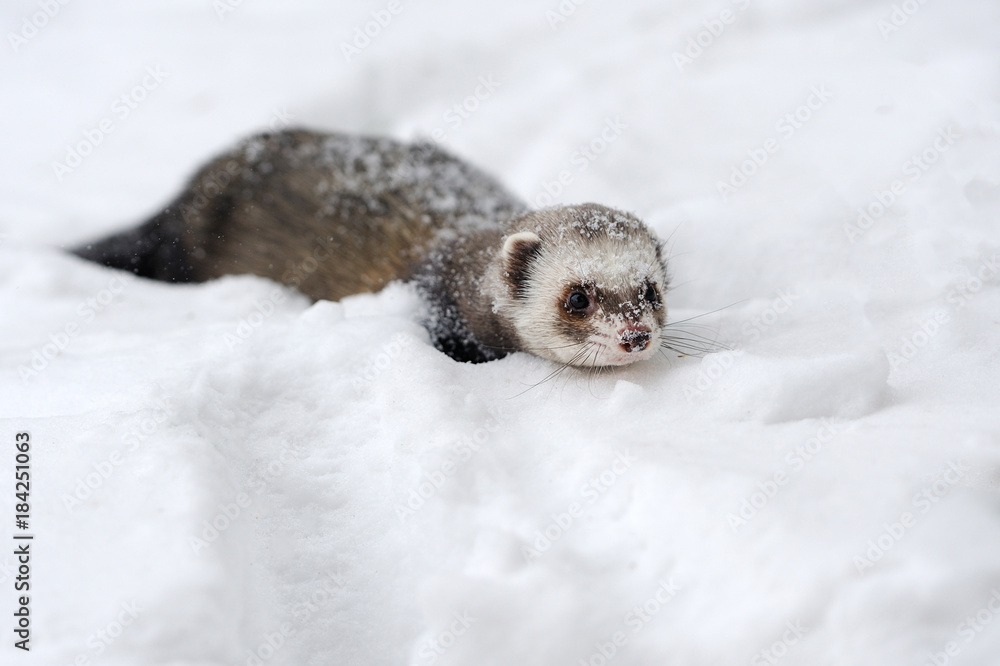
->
[510,342,592,398]
[664,279,694,294]
[661,330,727,349]
[660,334,728,351]
[663,320,720,334]
[654,301,742,359]
[659,337,730,356]
[662,329,730,347]
[485,338,595,356]
[536,345,587,380]
[666,301,744,325]
[661,343,698,357]
[586,346,606,396]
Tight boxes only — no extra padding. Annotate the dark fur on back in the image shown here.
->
[74,130,530,362]
[411,228,524,363]
[74,130,667,367]
[75,130,527,300]
[75,212,198,281]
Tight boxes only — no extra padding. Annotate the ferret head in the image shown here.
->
[497,204,668,367]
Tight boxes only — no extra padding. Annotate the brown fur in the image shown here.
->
[78,130,526,301]
[74,129,667,365]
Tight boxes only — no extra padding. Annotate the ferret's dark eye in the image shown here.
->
[644,283,660,306]
[567,291,590,312]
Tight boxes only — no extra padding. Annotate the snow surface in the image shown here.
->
[3,1,1000,664]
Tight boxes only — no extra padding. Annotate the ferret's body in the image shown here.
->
[76,129,669,366]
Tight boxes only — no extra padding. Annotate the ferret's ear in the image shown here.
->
[501,231,542,298]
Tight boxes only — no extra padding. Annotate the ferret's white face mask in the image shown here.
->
[495,205,668,368]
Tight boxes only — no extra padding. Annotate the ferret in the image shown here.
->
[74,129,669,367]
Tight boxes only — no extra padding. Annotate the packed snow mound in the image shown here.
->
[2,1,1000,665]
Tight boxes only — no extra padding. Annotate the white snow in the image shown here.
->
[2,1,1000,664]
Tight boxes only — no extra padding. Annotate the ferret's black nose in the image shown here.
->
[619,328,651,353]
